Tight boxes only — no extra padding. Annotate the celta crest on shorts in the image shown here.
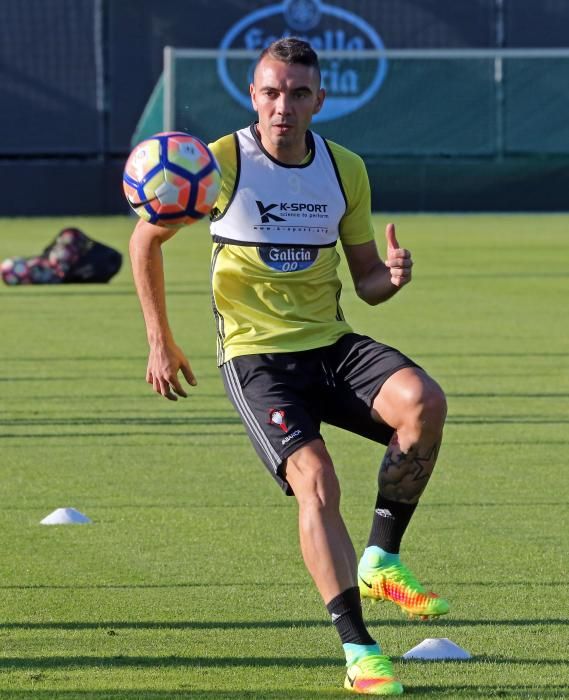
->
[268,408,288,432]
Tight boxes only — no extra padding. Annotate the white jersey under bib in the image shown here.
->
[210,125,347,246]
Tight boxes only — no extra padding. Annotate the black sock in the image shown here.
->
[366,494,417,554]
[326,586,375,646]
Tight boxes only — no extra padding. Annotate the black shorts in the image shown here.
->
[220,333,419,495]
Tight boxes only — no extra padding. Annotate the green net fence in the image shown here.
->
[134,48,569,159]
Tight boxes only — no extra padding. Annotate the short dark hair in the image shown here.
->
[256,37,321,82]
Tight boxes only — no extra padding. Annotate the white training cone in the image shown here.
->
[40,508,92,525]
[403,638,471,661]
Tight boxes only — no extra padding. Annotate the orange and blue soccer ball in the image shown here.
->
[123,132,221,226]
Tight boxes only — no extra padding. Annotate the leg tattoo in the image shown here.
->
[379,433,441,503]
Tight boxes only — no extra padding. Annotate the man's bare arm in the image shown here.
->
[129,219,196,400]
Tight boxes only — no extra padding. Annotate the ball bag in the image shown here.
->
[1,228,122,285]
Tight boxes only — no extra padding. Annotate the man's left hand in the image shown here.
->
[385,223,413,288]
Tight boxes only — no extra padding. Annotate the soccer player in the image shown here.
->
[129,37,449,696]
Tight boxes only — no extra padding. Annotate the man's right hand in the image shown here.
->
[146,340,197,401]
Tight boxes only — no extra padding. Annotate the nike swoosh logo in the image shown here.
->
[359,575,373,589]
[346,670,356,687]
[128,195,157,208]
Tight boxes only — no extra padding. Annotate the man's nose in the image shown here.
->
[275,93,292,114]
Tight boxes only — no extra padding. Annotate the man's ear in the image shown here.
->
[313,88,326,115]
[250,83,258,112]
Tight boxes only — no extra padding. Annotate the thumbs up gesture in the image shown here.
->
[385,223,412,288]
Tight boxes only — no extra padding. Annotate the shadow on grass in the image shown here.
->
[405,655,569,666]
[1,653,568,670]
[0,655,341,670]
[0,691,344,700]
[447,416,569,425]
[447,392,569,398]
[1,620,327,631]
[408,686,568,698]
[0,582,566,592]
[421,351,569,357]
[0,431,243,440]
[0,416,241,426]
[0,392,225,400]
[0,689,565,699]
[0,618,567,631]
[4,289,209,298]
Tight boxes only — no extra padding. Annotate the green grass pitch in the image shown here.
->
[0,213,568,699]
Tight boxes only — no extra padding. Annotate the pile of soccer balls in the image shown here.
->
[1,228,92,285]
[123,131,221,226]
